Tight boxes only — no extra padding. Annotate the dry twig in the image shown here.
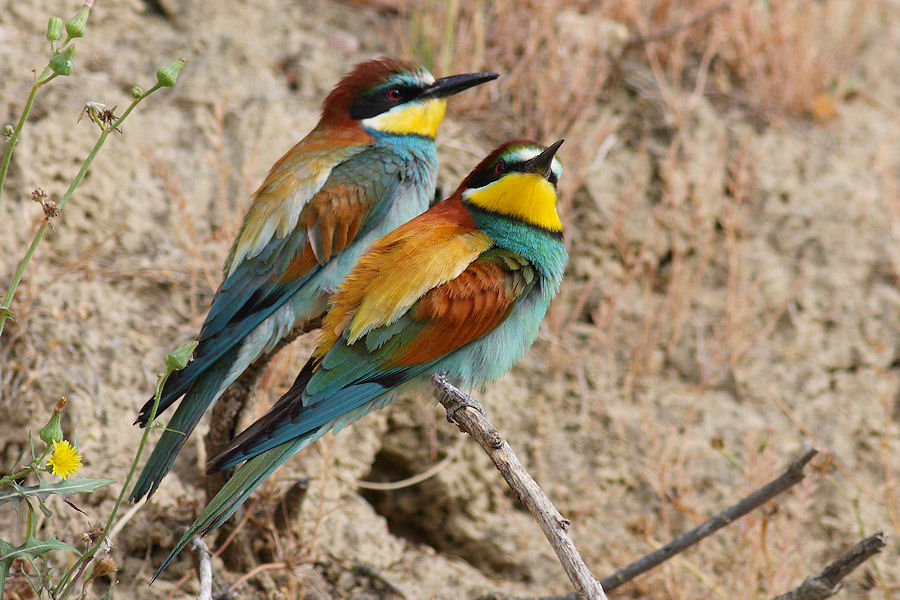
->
[191,536,212,600]
[431,374,607,600]
[475,443,826,600]
[771,532,887,600]
[600,447,818,591]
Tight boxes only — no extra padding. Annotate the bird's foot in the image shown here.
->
[446,394,484,422]
[431,373,485,422]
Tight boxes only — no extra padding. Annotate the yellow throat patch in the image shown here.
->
[464,173,562,232]
[361,98,447,138]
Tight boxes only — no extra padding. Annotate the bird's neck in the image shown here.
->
[466,205,568,290]
[363,128,439,152]
[363,132,441,183]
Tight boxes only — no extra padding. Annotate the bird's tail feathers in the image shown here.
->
[130,366,230,502]
[134,339,227,428]
[134,367,191,428]
[204,357,317,473]
[151,434,320,581]
[135,301,293,427]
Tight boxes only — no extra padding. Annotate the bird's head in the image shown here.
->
[459,140,565,233]
[320,57,497,138]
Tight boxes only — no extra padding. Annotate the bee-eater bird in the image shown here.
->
[153,139,568,578]
[130,58,498,503]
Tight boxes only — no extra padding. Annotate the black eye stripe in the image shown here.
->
[466,163,504,189]
[349,84,424,120]
[467,155,557,189]
[385,85,417,100]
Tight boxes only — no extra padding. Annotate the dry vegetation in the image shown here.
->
[2,0,900,598]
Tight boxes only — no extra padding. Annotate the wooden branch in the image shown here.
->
[431,374,607,600]
[771,532,887,600]
[191,536,212,600]
[600,447,819,591]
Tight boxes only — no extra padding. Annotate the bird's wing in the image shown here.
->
[208,222,538,470]
[158,231,538,579]
[381,247,537,366]
[201,131,395,338]
[138,133,413,424]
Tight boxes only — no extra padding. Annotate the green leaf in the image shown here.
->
[0,536,79,561]
[36,497,52,518]
[0,478,115,507]
[0,535,80,597]
[0,539,10,598]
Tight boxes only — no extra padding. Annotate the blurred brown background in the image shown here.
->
[1,0,899,597]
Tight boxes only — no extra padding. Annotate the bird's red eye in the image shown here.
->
[494,162,507,174]
[388,88,402,100]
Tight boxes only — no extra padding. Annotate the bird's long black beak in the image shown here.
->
[421,71,499,99]
[523,139,564,179]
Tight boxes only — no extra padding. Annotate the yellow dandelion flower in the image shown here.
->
[47,440,82,480]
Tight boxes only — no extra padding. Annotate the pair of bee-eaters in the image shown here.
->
[135,57,568,576]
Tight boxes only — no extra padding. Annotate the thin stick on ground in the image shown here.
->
[430,374,607,600]
[599,447,819,592]
[191,537,213,600]
[226,562,288,595]
[475,442,823,600]
[771,532,887,600]
[163,510,253,600]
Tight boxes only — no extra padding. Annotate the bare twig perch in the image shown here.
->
[431,374,607,600]
[772,532,887,600]
[191,536,212,600]
[600,447,819,591]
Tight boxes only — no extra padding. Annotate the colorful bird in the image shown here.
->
[130,58,498,503]
[153,139,568,578]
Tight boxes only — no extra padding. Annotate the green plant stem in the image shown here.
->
[53,363,170,600]
[0,67,56,204]
[0,445,52,487]
[0,84,163,341]
[0,465,37,488]
[0,222,47,325]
